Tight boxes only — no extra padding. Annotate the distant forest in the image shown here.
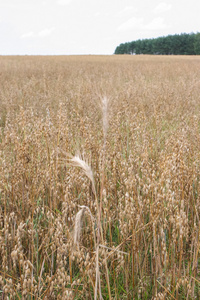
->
[114,32,200,55]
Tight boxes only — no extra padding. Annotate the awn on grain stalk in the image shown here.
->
[56,96,111,299]
[67,96,110,300]
[67,154,103,300]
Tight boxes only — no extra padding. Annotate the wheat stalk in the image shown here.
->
[73,205,95,249]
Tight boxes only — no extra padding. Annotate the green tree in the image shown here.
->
[128,41,136,54]
[114,32,199,55]
[194,33,200,54]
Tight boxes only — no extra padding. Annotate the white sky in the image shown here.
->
[0,0,200,55]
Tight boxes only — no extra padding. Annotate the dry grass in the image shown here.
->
[0,55,200,299]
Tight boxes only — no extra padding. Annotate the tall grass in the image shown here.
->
[0,55,200,299]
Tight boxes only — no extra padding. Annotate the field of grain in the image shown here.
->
[0,55,200,299]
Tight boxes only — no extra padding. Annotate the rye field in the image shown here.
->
[0,55,200,299]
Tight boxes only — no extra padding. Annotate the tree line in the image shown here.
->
[114,32,200,55]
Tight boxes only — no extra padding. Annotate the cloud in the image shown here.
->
[153,2,172,14]
[38,27,55,37]
[116,6,138,17]
[56,0,73,6]
[21,27,55,39]
[118,17,144,32]
[94,12,101,17]
[145,17,169,30]
[21,31,35,39]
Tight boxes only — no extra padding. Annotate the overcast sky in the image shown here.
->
[0,0,200,55]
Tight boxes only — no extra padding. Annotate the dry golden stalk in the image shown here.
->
[0,55,200,299]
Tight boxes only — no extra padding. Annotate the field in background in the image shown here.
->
[0,55,200,299]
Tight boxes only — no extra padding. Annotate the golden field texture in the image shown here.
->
[0,55,200,299]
